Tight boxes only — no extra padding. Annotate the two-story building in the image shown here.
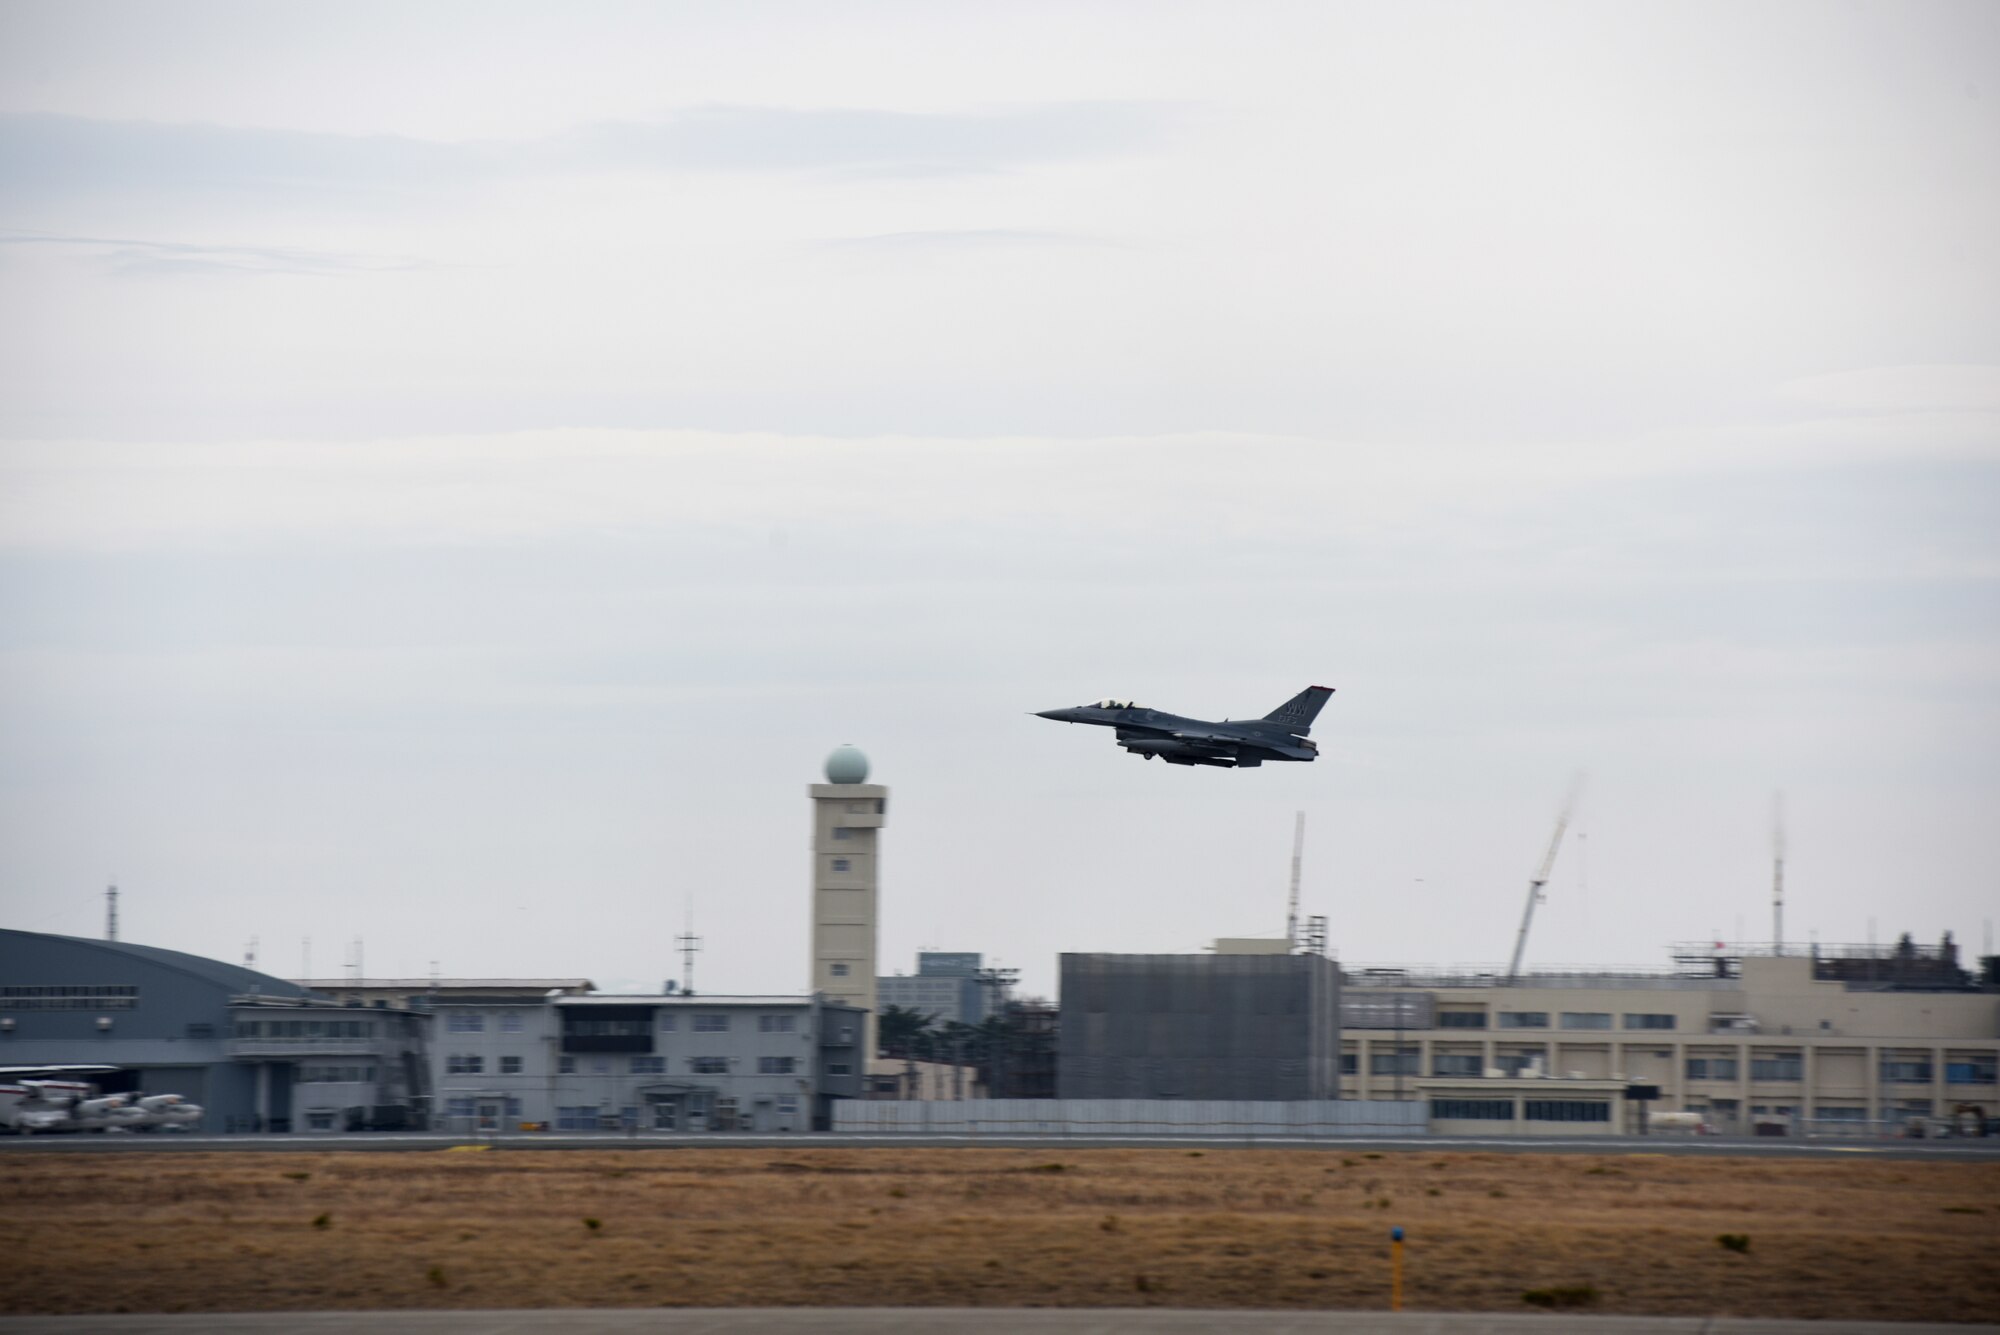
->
[429,992,866,1133]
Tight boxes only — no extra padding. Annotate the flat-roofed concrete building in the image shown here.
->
[429,992,865,1133]
[1341,941,1999,1134]
[1059,952,1343,1100]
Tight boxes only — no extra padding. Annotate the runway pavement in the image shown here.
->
[2,1131,1997,1161]
[2,1312,1996,1335]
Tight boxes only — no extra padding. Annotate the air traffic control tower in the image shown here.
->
[809,745,887,1057]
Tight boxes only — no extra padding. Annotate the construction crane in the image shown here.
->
[1504,775,1584,985]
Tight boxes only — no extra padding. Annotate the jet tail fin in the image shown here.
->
[1264,685,1334,733]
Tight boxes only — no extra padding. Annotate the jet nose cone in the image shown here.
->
[1035,708,1073,722]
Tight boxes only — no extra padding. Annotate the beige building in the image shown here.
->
[809,744,888,1057]
[1341,949,1999,1134]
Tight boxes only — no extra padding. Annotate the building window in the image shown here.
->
[689,1056,728,1074]
[563,1017,651,1038]
[1524,1100,1611,1123]
[300,1065,376,1083]
[827,1063,852,1076]
[1751,1054,1803,1081]
[499,1013,524,1034]
[1339,1054,1357,1075]
[447,1054,484,1075]
[1432,1054,1483,1077]
[757,1056,796,1075]
[830,963,850,978]
[758,1015,797,1033]
[592,1059,610,1075]
[1369,1049,1419,1076]
[1560,1012,1612,1030]
[0,984,139,1010]
[500,1056,523,1075]
[659,1014,678,1031]
[631,1056,666,1075]
[1431,1099,1512,1120]
[693,1014,730,1033]
[556,1106,598,1131]
[1436,1011,1487,1029]
[1946,1059,1997,1084]
[830,858,851,872]
[1497,1012,1549,1029]
[776,1097,799,1115]
[1686,1057,1739,1081]
[1493,1053,1545,1076]
[832,828,851,840]
[446,1097,476,1117]
[558,1055,576,1075]
[1880,1059,1934,1084]
[1624,1014,1677,1031]
[447,1013,485,1034]
[1816,1106,1867,1122]
[505,1096,522,1117]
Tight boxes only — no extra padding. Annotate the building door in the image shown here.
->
[476,1100,502,1132]
[651,1099,677,1131]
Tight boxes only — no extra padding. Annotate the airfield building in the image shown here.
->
[810,745,888,1058]
[1340,939,1999,1134]
[1058,952,1343,1100]
[427,992,866,1133]
[0,928,431,1132]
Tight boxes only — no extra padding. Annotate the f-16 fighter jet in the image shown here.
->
[1035,685,1333,768]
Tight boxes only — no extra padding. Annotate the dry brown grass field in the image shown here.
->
[1,1147,1995,1320]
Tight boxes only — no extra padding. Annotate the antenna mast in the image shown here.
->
[1504,775,1584,985]
[1286,811,1305,950]
[1771,791,1786,956]
[104,884,119,941]
[676,903,702,995]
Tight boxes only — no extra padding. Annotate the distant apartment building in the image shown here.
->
[428,992,866,1133]
[877,951,990,1028]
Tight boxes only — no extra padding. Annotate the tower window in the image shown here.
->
[830,963,850,978]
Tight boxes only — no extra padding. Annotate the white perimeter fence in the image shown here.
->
[834,1098,1425,1138]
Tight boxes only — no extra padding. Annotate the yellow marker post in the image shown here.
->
[1390,1226,1404,1311]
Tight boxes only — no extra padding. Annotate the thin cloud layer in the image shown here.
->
[0,230,423,277]
[0,101,1185,201]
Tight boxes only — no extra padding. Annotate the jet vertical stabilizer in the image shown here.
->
[1263,686,1334,734]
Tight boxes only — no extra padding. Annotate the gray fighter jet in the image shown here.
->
[1035,685,1333,768]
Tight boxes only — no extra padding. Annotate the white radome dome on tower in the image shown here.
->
[824,744,869,785]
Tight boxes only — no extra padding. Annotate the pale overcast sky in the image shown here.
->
[2,1,1995,997]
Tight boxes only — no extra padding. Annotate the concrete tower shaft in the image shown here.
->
[809,749,887,1058]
